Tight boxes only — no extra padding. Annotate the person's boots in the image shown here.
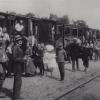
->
[77,66,80,71]
[84,67,87,72]
[60,73,64,81]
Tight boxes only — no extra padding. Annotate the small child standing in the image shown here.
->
[43,44,58,76]
[56,44,67,81]
[33,44,44,75]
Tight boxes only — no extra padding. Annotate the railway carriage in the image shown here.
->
[0,12,57,44]
[0,11,99,46]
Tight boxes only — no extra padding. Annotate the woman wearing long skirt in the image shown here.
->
[25,44,36,76]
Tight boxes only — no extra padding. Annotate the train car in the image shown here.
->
[0,12,12,34]
[37,19,56,43]
[56,23,88,47]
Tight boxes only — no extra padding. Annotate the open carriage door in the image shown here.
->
[38,20,51,43]
[31,19,39,42]
[56,24,64,47]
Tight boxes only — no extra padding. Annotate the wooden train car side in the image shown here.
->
[0,12,57,44]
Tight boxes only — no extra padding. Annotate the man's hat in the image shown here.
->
[14,35,22,42]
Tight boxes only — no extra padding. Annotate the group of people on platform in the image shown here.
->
[0,20,100,100]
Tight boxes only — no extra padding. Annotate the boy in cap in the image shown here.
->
[56,43,67,81]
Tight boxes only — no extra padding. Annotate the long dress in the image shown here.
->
[43,50,60,77]
[25,46,36,75]
[43,51,58,69]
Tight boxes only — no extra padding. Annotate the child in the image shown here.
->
[56,43,67,81]
[43,44,58,76]
[33,44,44,75]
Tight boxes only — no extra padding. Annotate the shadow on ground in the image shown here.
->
[46,75,60,81]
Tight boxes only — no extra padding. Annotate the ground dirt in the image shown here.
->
[2,60,100,100]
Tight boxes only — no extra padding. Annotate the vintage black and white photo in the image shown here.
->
[0,0,100,100]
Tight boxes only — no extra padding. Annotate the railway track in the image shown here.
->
[55,72,100,100]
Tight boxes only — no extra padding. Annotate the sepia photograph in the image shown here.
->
[0,0,100,100]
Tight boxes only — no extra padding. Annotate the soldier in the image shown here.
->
[12,35,25,100]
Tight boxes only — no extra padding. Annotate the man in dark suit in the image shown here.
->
[12,35,25,100]
[69,38,81,71]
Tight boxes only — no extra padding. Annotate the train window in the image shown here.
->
[14,19,28,36]
[72,29,77,36]
[31,21,39,38]
[57,25,63,35]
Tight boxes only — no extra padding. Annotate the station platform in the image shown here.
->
[2,60,100,100]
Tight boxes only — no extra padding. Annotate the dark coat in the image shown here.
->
[33,46,43,63]
[56,49,67,62]
[69,43,81,59]
[13,45,24,63]
[81,47,90,60]
[12,45,24,73]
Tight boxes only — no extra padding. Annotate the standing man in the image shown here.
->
[12,35,25,100]
[56,43,67,81]
[69,38,81,71]
[81,44,90,72]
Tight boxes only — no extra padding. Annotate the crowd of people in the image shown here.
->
[0,20,100,100]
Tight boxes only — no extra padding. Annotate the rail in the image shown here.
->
[55,73,100,100]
